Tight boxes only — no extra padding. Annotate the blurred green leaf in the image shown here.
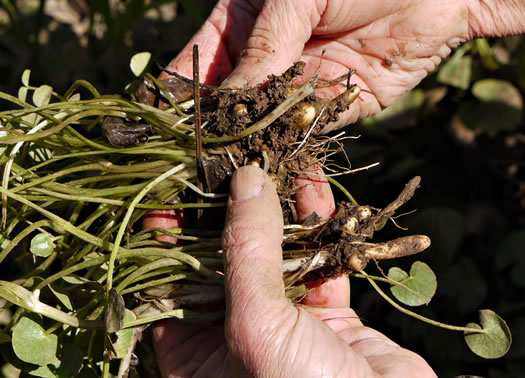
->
[437,54,472,90]
[365,89,424,128]
[459,79,523,132]
[12,314,58,366]
[388,261,437,306]
[475,39,499,70]
[130,52,151,77]
[439,257,487,314]
[30,233,54,257]
[464,310,511,359]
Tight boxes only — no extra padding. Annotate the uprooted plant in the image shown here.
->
[0,50,511,376]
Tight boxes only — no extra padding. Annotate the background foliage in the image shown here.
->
[0,0,523,376]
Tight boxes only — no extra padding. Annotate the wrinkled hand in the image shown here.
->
[160,0,479,131]
[152,166,435,377]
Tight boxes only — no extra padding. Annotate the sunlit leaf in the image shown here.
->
[464,310,512,359]
[21,69,30,87]
[104,288,125,333]
[30,233,54,257]
[388,261,437,306]
[130,52,151,77]
[112,310,136,359]
[48,284,73,311]
[33,85,53,107]
[12,314,58,366]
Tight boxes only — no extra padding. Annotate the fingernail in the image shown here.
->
[230,166,265,202]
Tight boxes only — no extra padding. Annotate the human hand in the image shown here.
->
[160,0,525,132]
[152,165,436,377]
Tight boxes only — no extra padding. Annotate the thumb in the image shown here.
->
[222,165,285,309]
[222,0,321,88]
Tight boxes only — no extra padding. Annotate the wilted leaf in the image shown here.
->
[21,69,30,86]
[464,310,512,359]
[130,52,151,77]
[437,55,472,90]
[112,310,136,359]
[33,85,53,107]
[12,314,58,366]
[389,261,437,306]
[30,233,54,257]
[104,288,125,333]
[48,284,73,311]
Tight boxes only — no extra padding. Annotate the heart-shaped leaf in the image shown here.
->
[112,309,136,359]
[30,233,55,257]
[464,310,511,359]
[130,52,151,77]
[388,261,437,306]
[12,314,58,366]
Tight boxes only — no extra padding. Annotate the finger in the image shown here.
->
[222,0,321,88]
[222,165,286,309]
[159,0,262,84]
[294,168,350,308]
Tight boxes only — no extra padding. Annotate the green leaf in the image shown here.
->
[437,55,472,90]
[388,261,437,306]
[12,314,58,366]
[112,310,136,359]
[48,284,73,311]
[21,69,30,86]
[33,85,53,107]
[459,79,523,132]
[18,86,28,102]
[130,52,151,77]
[104,288,125,333]
[30,233,54,257]
[464,310,512,359]
[29,343,83,378]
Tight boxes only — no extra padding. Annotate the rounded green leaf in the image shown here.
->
[21,69,30,86]
[437,55,472,90]
[33,85,53,107]
[30,233,54,257]
[464,310,512,359]
[18,86,28,102]
[130,52,151,77]
[29,343,83,377]
[388,261,437,306]
[12,315,58,366]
